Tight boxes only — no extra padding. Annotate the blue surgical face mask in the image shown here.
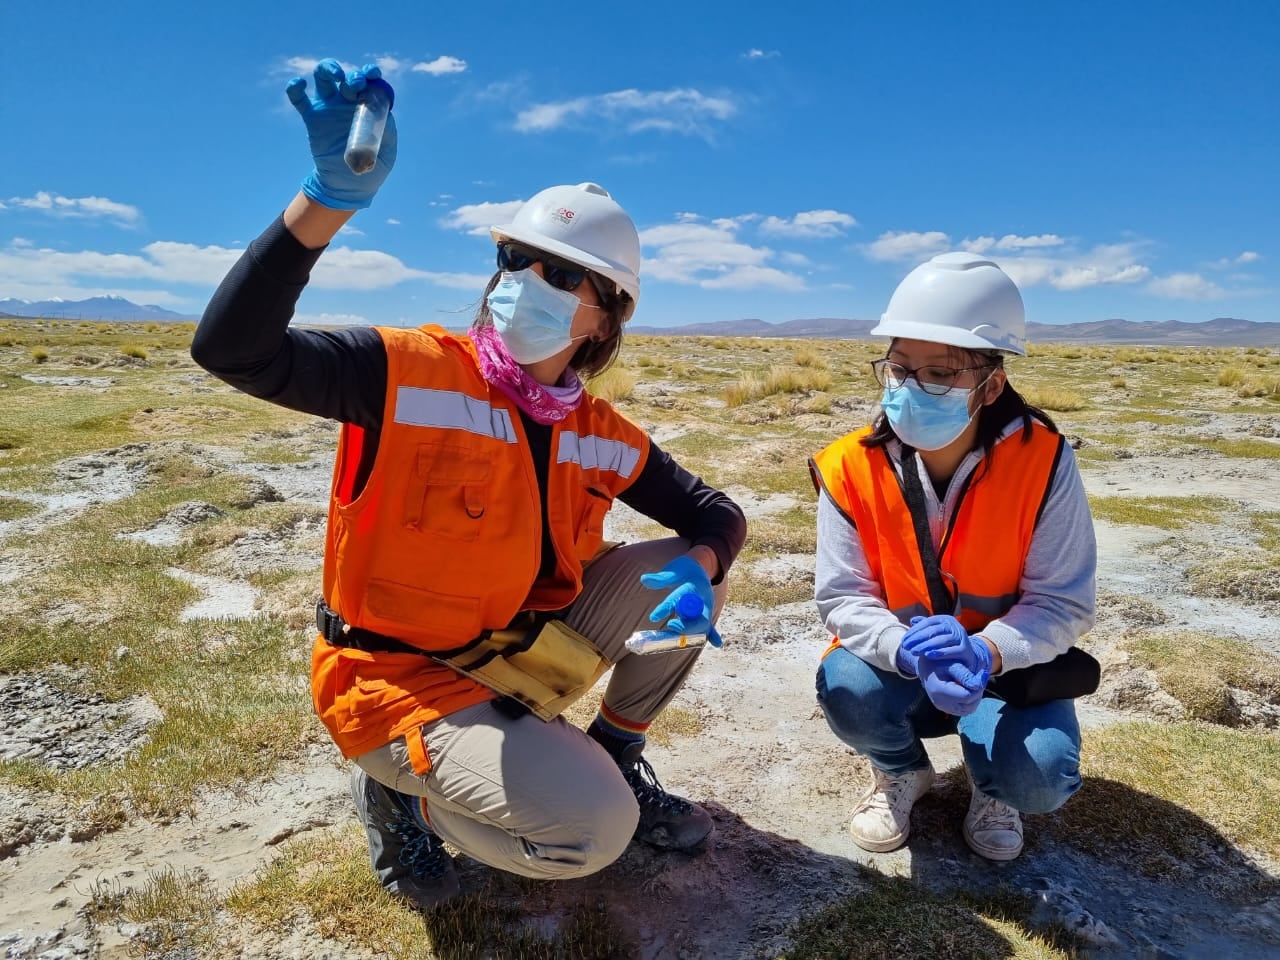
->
[485,269,589,364]
[881,378,983,451]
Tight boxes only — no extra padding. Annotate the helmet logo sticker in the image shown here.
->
[554,207,576,225]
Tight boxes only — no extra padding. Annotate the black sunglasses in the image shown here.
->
[496,241,611,303]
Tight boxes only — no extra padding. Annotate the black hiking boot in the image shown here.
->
[350,767,461,909]
[617,742,714,851]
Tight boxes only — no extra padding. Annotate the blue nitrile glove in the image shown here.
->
[902,614,993,678]
[639,555,722,647]
[919,658,989,716]
[286,59,398,210]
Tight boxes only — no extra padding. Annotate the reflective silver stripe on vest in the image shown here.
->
[392,386,517,443]
[557,431,642,478]
[959,591,1021,618]
[892,592,1019,623]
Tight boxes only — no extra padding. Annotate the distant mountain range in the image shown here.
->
[3,296,1278,346]
[0,296,199,322]
[630,315,1280,347]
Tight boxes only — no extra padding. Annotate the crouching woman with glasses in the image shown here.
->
[808,253,1098,862]
[191,60,745,908]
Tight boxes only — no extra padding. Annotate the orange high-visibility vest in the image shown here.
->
[311,325,651,766]
[809,423,1064,634]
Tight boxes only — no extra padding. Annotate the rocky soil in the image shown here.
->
[2,417,1279,959]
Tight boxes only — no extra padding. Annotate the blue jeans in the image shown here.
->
[816,647,1082,814]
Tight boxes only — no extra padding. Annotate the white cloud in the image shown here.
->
[995,233,1064,250]
[1146,272,1226,299]
[441,200,526,236]
[337,224,365,236]
[675,212,701,223]
[386,218,401,225]
[963,236,996,253]
[294,312,372,327]
[760,210,857,238]
[0,238,481,300]
[639,219,804,291]
[863,231,952,262]
[1208,250,1264,270]
[413,55,468,76]
[701,265,804,290]
[743,49,780,59]
[864,231,1159,294]
[780,252,811,266]
[6,191,141,225]
[515,88,735,137]
[1051,264,1150,290]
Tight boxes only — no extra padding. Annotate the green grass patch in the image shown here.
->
[1088,495,1234,529]
[228,826,628,959]
[1195,437,1280,459]
[0,496,38,521]
[1186,556,1280,605]
[779,870,1075,959]
[1047,721,1280,872]
[1125,631,1280,725]
[88,866,221,955]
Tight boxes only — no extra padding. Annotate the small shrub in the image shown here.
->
[121,345,148,360]
[587,367,635,402]
[793,347,827,369]
[1218,367,1247,387]
[1019,385,1086,412]
[30,347,49,363]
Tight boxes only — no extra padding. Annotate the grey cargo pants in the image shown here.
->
[354,537,726,879]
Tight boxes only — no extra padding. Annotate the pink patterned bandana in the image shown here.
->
[471,324,585,425]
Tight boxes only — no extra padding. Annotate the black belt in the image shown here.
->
[315,599,433,656]
[315,600,551,658]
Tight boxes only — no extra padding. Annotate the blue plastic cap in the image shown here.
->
[676,593,705,618]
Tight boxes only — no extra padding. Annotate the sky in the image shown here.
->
[2,1,1278,329]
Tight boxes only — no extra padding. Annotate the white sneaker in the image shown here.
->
[963,787,1024,861]
[848,764,935,852]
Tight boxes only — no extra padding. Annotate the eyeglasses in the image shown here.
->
[496,241,611,303]
[870,358,995,396]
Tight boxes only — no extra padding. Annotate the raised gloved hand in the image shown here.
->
[919,658,989,716]
[901,614,993,678]
[286,59,398,210]
[639,555,722,647]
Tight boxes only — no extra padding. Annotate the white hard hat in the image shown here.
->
[871,252,1027,356]
[491,182,641,320]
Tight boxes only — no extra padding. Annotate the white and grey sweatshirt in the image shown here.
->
[814,422,1097,675]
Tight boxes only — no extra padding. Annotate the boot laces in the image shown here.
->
[971,791,1020,832]
[623,755,692,816]
[386,795,451,881]
[861,768,917,817]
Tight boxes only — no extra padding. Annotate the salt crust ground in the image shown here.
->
[2,421,1279,959]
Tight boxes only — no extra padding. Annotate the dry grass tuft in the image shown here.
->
[1125,630,1280,725]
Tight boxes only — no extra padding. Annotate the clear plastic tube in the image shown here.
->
[625,631,709,655]
[625,592,709,654]
[344,79,393,175]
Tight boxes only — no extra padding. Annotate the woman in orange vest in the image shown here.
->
[192,61,745,907]
[809,253,1096,861]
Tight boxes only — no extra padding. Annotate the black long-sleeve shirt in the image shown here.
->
[191,217,746,582]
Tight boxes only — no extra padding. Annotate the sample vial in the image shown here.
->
[344,78,394,175]
[625,593,709,655]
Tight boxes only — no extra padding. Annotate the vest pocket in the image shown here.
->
[365,578,483,644]
[573,486,612,561]
[405,442,491,541]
